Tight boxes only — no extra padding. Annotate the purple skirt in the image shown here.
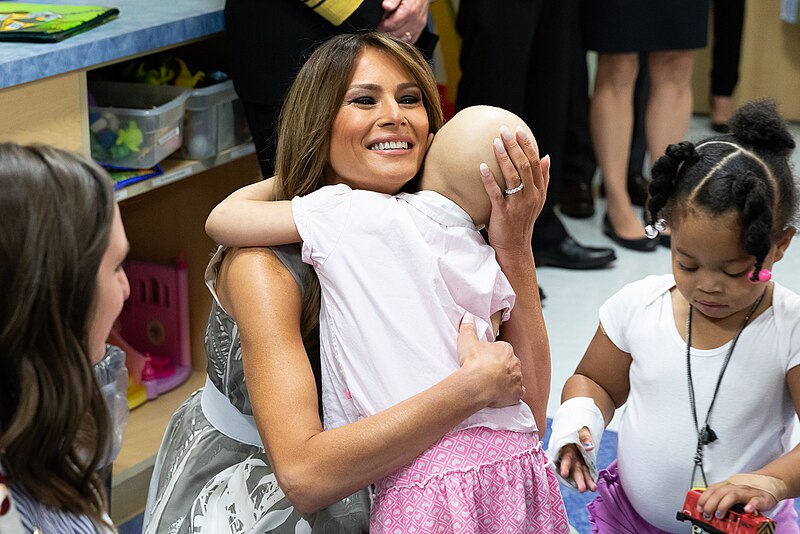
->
[588,460,799,533]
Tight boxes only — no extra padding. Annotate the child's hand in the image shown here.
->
[558,427,597,493]
[480,126,550,257]
[696,477,779,520]
[457,313,525,408]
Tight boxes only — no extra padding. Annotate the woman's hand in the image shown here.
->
[696,477,780,521]
[558,427,597,492]
[456,314,524,408]
[480,126,550,257]
[377,0,429,44]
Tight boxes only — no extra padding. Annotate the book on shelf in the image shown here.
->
[0,3,119,43]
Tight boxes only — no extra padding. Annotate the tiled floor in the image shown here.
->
[540,114,800,433]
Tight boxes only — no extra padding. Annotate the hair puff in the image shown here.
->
[729,100,795,155]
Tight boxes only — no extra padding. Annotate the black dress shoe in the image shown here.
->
[603,214,658,252]
[559,180,595,219]
[535,236,616,269]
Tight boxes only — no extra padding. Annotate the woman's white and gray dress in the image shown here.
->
[143,245,369,534]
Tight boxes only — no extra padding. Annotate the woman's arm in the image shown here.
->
[696,364,800,518]
[480,126,550,431]
[205,177,301,246]
[218,246,525,514]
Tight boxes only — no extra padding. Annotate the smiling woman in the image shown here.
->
[204,98,570,532]
[326,48,430,194]
[144,32,552,534]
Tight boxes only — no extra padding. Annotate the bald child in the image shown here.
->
[420,105,538,231]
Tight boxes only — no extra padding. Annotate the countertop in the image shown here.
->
[0,0,225,89]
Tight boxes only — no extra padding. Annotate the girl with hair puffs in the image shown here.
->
[548,100,800,533]
[0,143,130,533]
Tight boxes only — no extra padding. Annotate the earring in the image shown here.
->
[748,269,772,283]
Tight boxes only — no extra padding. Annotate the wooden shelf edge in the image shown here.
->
[114,142,255,202]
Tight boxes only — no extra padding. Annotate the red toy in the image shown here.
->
[676,489,776,533]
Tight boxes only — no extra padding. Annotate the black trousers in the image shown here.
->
[711,0,745,97]
[457,0,580,247]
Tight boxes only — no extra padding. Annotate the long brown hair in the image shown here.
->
[273,32,444,339]
[0,143,114,527]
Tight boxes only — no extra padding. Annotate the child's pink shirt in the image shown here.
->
[292,184,536,433]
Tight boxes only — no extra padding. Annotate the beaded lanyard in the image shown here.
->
[686,291,765,489]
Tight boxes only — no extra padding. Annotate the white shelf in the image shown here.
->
[114,142,255,202]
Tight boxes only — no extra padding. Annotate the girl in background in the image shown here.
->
[549,100,800,533]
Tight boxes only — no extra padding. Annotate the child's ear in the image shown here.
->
[772,227,795,263]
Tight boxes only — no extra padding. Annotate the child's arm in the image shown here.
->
[551,323,633,492]
[206,177,301,246]
[696,364,800,518]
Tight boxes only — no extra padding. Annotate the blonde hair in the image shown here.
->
[272,32,444,339]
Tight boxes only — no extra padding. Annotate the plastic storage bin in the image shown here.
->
[180,80,251,160]
[89,81,189,169]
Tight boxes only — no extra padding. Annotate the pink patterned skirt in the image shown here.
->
[371,427,570,533]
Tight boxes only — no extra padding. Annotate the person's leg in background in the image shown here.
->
[644,49,695,249]
[559,44,597,220]
[524,0,615,269]
[645,50,695,180]
[562,52,649,219]
[626,54,650,207]
[709,0,745,132]
[591,52,656,250]
[456,0,537,117]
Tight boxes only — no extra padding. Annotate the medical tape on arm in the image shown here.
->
[546,396,605,488]
[727,473,790,503]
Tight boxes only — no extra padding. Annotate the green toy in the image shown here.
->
[173,57,204,88]
[115,121,143,154]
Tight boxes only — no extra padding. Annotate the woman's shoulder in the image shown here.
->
[206,245,310,313]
